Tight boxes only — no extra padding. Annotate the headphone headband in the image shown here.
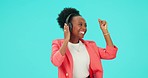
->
[65,13,76,24]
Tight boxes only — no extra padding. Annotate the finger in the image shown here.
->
[104,21,107,26]
[64,23,70,32]
[98,19,102,24]
[98,19,101,22]
[105,21,107,26]
[66,25,70,32]
[64,23,67,32]
[104,21,108,29]
[103,21,106,26]
[102,20,106,26]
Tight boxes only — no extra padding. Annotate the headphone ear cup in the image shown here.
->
[68,23,73,32]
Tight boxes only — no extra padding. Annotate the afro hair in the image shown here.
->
[57,7,81,29]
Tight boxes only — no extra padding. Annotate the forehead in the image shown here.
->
[72,16,86,23]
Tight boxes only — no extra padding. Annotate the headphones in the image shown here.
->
[65,13,77,32]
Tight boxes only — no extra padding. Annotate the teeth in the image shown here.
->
[80,31,84,34]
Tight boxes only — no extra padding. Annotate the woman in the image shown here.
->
[51,7,118,78]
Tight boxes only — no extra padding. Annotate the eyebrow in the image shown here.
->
[78,21,86,23]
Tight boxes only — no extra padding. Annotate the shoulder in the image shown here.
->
[52,39,64,44]
[83,40,99,49]
[85,40,95,43]
[52,39,63,42]
[82,40,96,45]
[83,39,95,43]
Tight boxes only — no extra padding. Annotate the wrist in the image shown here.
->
[102,29,108,34]
[103,33,109,36]
[64,39,69,43]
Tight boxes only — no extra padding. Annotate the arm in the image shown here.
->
[51,40,66,67]
[98,45,118,59]
[102,29,114,47]
[59,23,70,56]
[51,24,70,67]
[98,19,114,47]
[98,19,118,59]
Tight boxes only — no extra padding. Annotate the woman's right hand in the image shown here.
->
[64,23,70,41]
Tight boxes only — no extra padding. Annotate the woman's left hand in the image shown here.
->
[98,19,108,30]
[98,19,108,33]
[98,19,114,47]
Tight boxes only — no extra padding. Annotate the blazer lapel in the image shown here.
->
[80,39,103,73]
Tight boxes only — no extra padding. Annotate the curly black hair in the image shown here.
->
[57,7,81,29]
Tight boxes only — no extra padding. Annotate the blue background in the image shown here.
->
[0,0,148,78]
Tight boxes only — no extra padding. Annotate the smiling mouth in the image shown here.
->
[80,31,85,34]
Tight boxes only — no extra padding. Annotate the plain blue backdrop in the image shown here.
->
[0,0,148,78]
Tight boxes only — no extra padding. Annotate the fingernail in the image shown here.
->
[65,23,67,26]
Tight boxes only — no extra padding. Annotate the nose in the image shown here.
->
[81,25,87,33]
[82,25,87,30]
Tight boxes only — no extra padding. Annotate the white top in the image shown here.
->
[68,41,90,78]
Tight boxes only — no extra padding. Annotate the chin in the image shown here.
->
[79,35,84,39]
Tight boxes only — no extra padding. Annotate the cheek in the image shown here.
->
[72,25,80,32]
[72,28,81,36]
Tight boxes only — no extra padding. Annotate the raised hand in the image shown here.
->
[64,23,70,41]
[98,19,114,46]
[98,19,108,30]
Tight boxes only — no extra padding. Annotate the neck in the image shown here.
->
[69,36,79,44]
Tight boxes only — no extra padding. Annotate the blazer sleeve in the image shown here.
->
[92,42,118,59]
[50,40,65,67]
[98,45,118,59]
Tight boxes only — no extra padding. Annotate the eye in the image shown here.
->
[79,23,83,26]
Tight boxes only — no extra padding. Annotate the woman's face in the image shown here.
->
[71,16,87,39]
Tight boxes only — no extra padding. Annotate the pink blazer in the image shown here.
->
[51,39,118,78]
